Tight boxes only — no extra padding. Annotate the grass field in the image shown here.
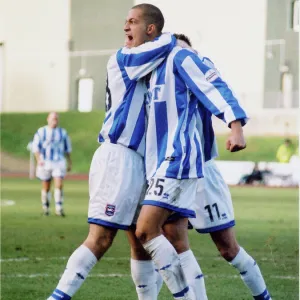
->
[1,178,298,300]
[1,112,298,173]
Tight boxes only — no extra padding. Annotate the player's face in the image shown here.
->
[124,8,150,48]
[47,113,59,128]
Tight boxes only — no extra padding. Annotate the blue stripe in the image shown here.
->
[240,270,247,275]
[181,98,198,178]
[193,135,203,178]
[154,101,168,170]
[51,289,71,300]
[173,286,189,298]
[98,133,104,143]
[104,111,112,123]
[142,200,196,218]
[128,104,145,152]
[253,289,270,300]
[174,51,226,120]
[160,264,171,270]
[196,220,235,233]
[210,78,247,125]
[195,274,204,279]
[42,127,46,158]
[88,218,129,230]
[197,102,215,162]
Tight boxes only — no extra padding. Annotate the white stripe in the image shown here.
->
[181,56,235,124]
[118,81,146,146]
[120,33,172,55]
[124,58,164,80]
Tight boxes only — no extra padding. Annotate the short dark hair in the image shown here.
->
[132,3,164,33]
[174,33,192,47]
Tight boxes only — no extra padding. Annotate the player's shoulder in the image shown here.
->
[36,126,46,134]
[58,127,68,135]
[172,47,200,65]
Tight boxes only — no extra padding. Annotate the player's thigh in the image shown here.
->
[88,143,145,230]
[137,204,171,236]
[52,161,67,185]
[189,160,235,233]
[36,165,52,182]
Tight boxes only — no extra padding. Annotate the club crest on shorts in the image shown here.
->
[105,204,116,216]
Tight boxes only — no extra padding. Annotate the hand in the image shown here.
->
[38,159,44,166]
[226,121,246,152]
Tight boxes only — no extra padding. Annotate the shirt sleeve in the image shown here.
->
[31,129,42,153]
[63,130,72,153]
[117,33,176,81]
[175,50,248,127]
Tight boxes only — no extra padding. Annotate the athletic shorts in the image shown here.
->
[36,160,66,181]
[142,176,199,219]
[88,142,146,230]
[189,159,235,233]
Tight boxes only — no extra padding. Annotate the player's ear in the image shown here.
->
[146,24,155,35]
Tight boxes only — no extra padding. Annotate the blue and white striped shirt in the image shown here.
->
[98,33,176,156]
[32,126,72,162]
[145,47,247,180]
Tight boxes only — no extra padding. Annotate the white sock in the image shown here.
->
[54,188,63,213]
[47,245,97,299]
[179,250,208,300]
[131,259,158,300]
[230,247,271,299]
[41,190,51,213]
[155,266,164,295]
[143,235,192,299]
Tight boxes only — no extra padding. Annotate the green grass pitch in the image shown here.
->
[1,178,298,299]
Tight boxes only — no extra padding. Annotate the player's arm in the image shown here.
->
[175,50,247,151]
[63,131,72,172]
[118,32,176,80]
[175,50,247,125]
[31,130,44,165]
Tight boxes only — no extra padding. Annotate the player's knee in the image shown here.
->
[86,230,115,252]
[135,226,159,245]
[218,244,240,261]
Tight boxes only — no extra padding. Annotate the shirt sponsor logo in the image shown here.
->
[205,69,218,82]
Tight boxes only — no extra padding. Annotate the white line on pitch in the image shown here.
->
[0,255,295,263]
[1,273,297,280]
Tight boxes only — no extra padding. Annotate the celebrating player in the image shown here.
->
[46,4,195,300]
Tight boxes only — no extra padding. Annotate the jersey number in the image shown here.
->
[204,203,220,222]
[146,178,165,196]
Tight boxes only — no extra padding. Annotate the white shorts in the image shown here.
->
[142,176,199,218]
[189,160,235,233]
[36,160,66,181]
[88,143,146,230]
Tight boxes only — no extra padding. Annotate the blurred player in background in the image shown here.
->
[32,112,72,217]
[46,4,195,300]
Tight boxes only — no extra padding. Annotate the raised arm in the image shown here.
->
[117,32,176,80]
[175,50,248,127]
